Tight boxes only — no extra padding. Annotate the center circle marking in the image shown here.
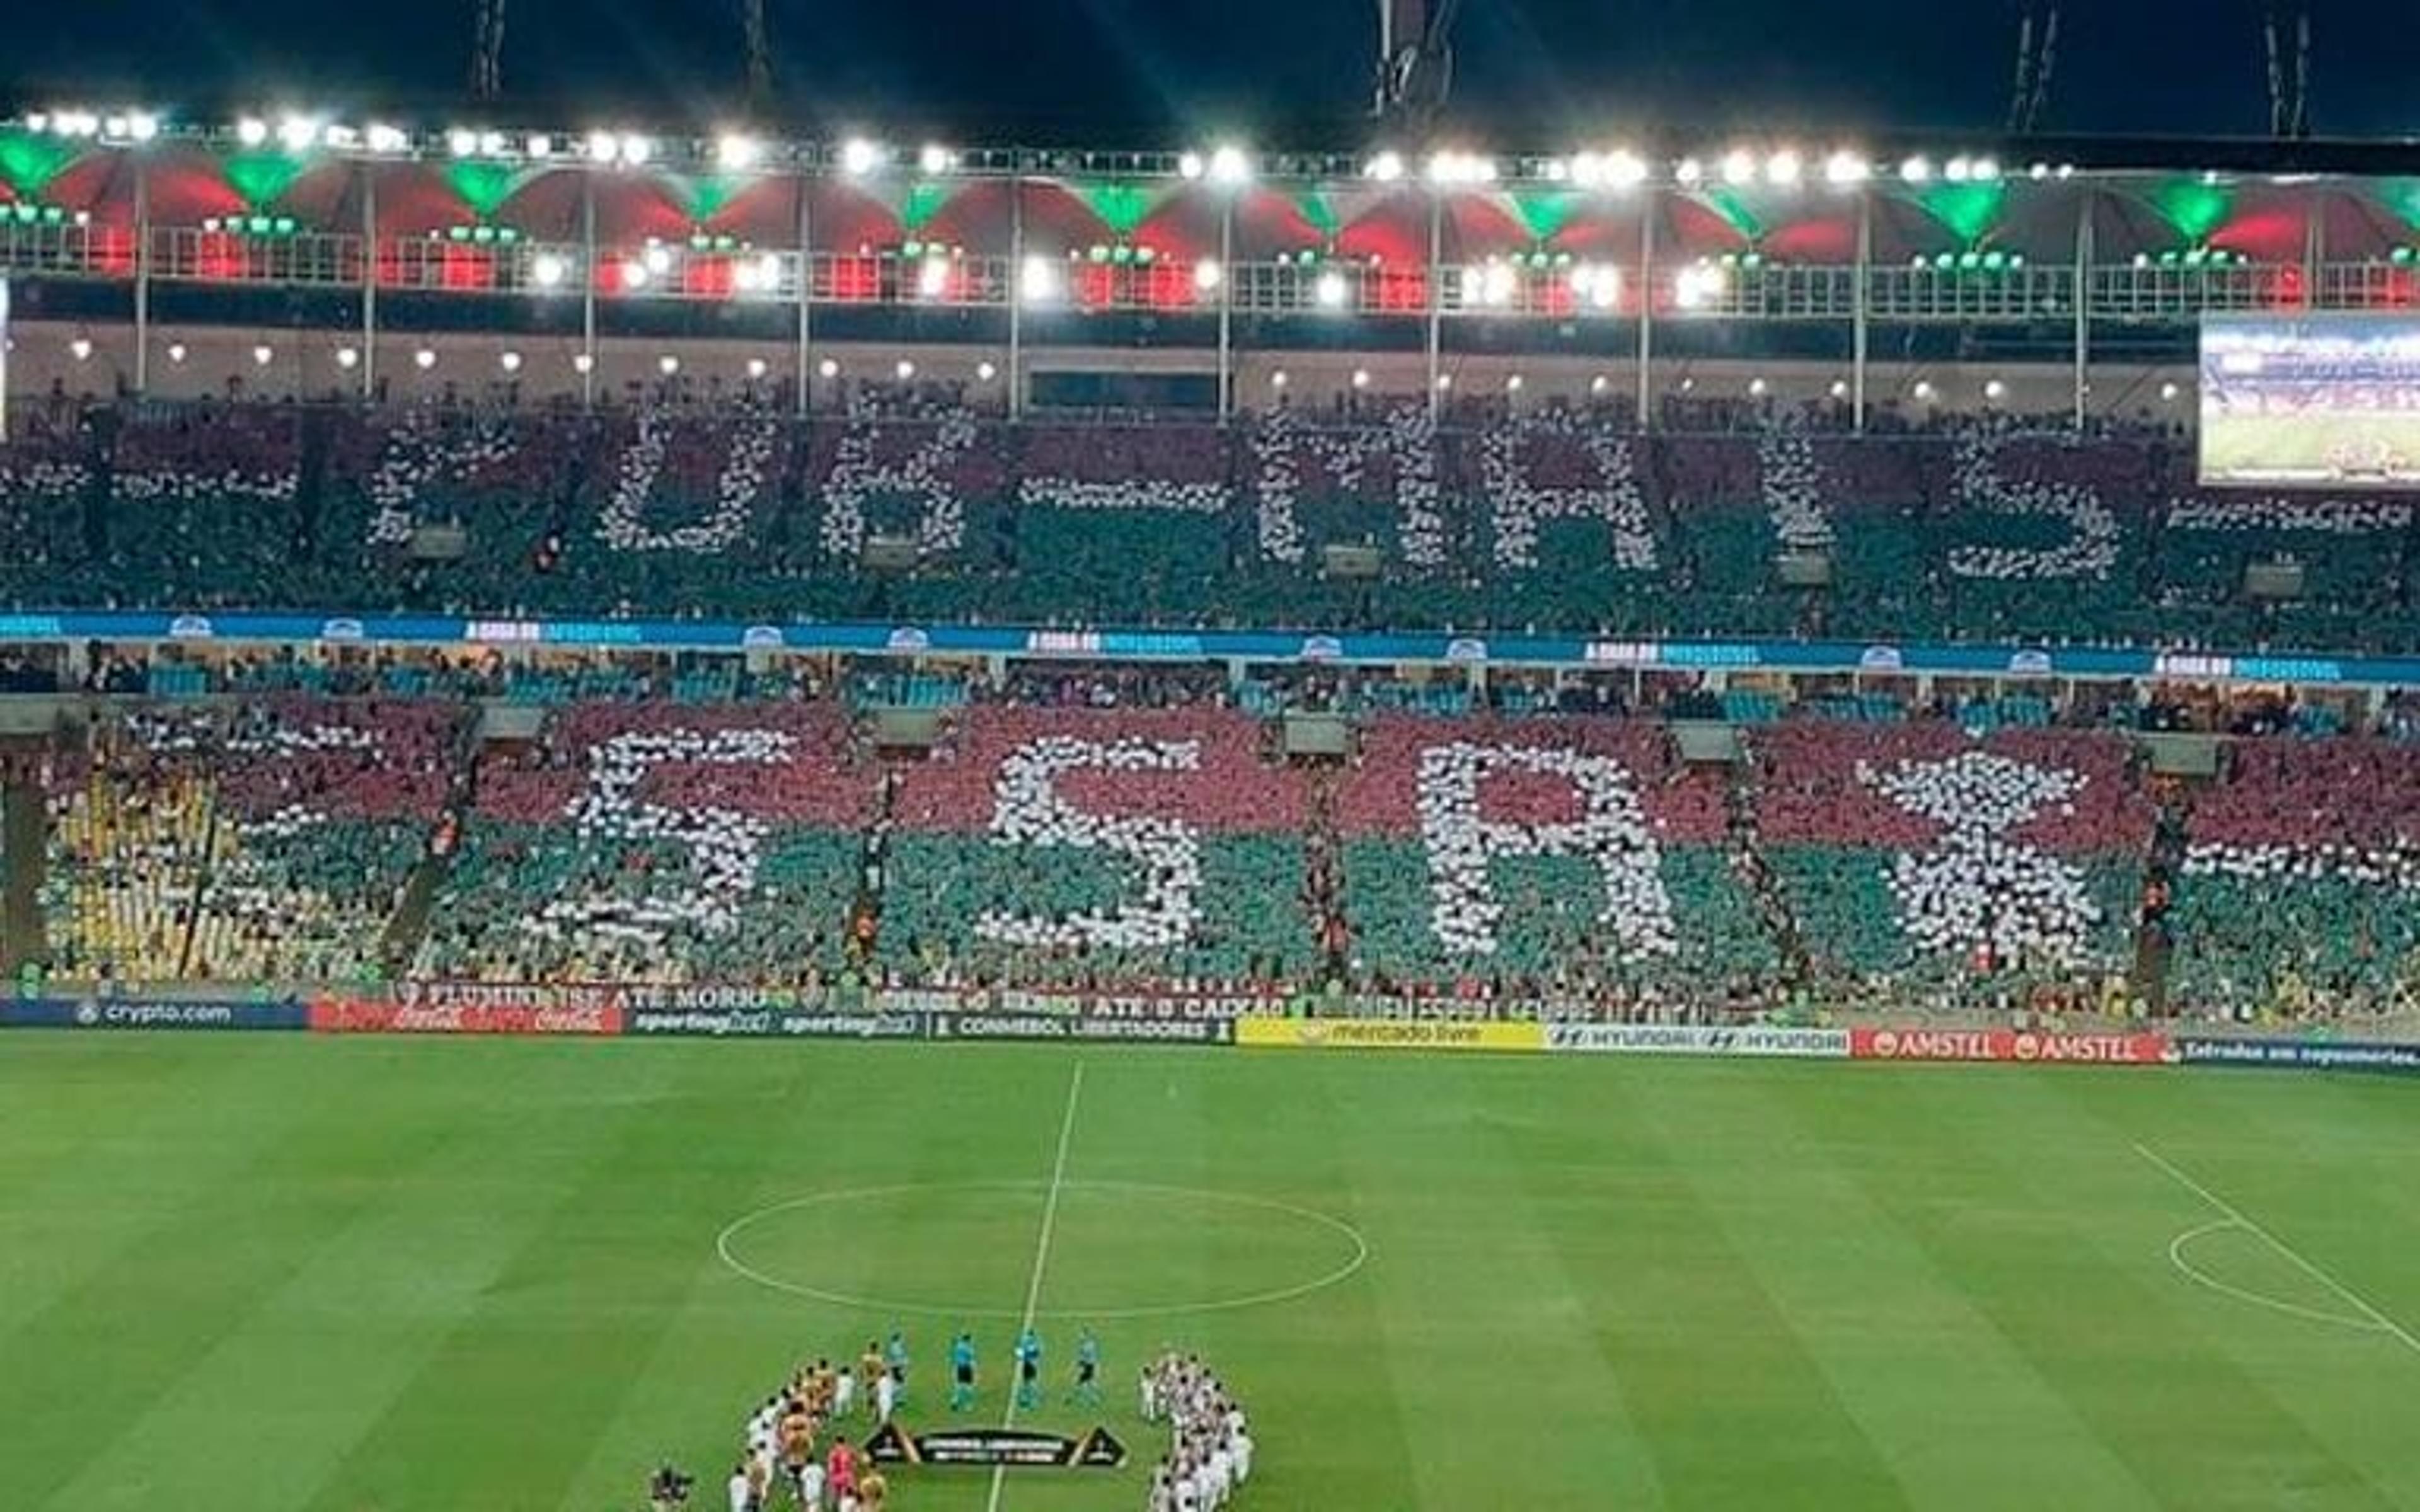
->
[715,1178,1369,1320]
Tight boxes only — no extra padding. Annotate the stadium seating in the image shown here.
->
[879,706,1315,985]
[2169,737,2420,1019]
[9,403,2420,648]
[417,700,870,983]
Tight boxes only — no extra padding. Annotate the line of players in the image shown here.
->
[723,1329,1110,1512]
[1139,1353,1254,1512]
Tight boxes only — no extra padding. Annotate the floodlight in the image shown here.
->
[618,134,652,166]
[1177,151,1205,180]
[642,243,672,275]
[1984,378,2007,400]
[1605,151,1647,189]
[333,346,358,369]
[621,260,651,290]
[500,350,522,372]
[1823,151,1869,186]
[1313,270,1349,308]
[1270,370,1288,388]
[587,132,619,164]
[237,117,269,147]
[917,256,950,299]
[1192,257,1224,293]
[1912,379,1937,401]
[1766,150,1802,185]
[1899,155,1932,183]
[1436,374,1452,391]
[1505,373,1523,392]
[919,143,954,175]
[1721,148,1756,185]
[717,133,763,171]
[1829,379,1850,398]
[1208,145,1251,185]
[451,129,483,159]
[253,343,274,366]
[1748,376,1769,396]
[895,359,916,380]
[817,357,840,379]
[1674,157,1703,185]
[68,337,92,361]
[1351,368,1370,389]
[1364,151,1405,183]
[841,138,882,176]
[1944,156,1972,182]
[1571,262,1620,309]
[2160,381,2180,401]
[659,355,680,376]
[746,358,769,379]
[166,343,188,364]
[413,348,437,370]
[323,124,359,149]
[572,353,595,374]
[531,252,568,289]
[1020,255,1061,304]
[976,360,997,381]
[524,133,551,159]
[1591,374,1610,394]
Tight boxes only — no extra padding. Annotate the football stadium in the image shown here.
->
[4,1,2420,1507]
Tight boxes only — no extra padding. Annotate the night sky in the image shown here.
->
[4,0,2415,143]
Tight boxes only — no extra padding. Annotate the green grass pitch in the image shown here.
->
[4,1035,2418,1511]
[2201,409,2420,483]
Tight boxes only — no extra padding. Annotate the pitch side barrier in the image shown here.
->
[0,996,309,1031]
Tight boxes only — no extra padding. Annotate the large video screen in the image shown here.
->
[2201,314,2420,488]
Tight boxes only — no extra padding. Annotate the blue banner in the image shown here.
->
[2174,1036,2420,1074]
[0,997,310,1031]
[16,607,2420,687]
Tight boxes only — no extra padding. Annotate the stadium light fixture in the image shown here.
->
[1829,378,1850,399]
[166,342,188,364]
[449,128,483,159]
[236,117,270,147]
[1270,369,1288,388]
[572,353,595,374]
[253,343,274,366]
[530,252,568,289]
[916,256,950,299]
[1984,377,2007,401]
[2160,381,2180,401]
[1019,255,1061,304]
[1824,151,1870,187]
[1208,146,1252,186]
[841,138,884,176]
[1899,155,1932,183]
[817,357,840,379]
[586,131,619,164]
[1435,373,1452,391]
[658,355,680,376]
[1571,262,1621,310]
[413,348,437,370]
[1192,257,1224,293]
[919,143,955,175]
[524,133,552,159]
[1944,156,1973,183]
[976,360,997,381]
[1721,148,1757,186]
[1351,368,1370,389]
[1748,376,1769,396]
[1674,157,1704,186]
[717,133,763,171]
[1177,151,1206,180]
[1674,263,1727,310]
[1912,379,1937,401]
[334,345,358,369]
[1576,149,1650,190]
[1973,157,2001,182]
[500,350,523,372]
[130,112,162,142]
[621,260,652,290]
[1766,150,1802,186]
[69,337,92,361]
[1313,270,1349,308]
[1590,374,1610,395]
[895,358,916,380]
[275,115,319,152]
[1505,372,1523,392]
[1364,151,1405,183]
[619,134,653,167]
[746,357,768,379]
[1425,150,1496,186]
[642,243,673,276]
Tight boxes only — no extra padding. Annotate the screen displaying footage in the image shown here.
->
[2201,314,2420,488]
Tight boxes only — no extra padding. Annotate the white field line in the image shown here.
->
[986,1059,1086,1512]
[2133,1142,2420,1358]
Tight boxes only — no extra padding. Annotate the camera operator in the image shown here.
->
[646,1462,694,1510]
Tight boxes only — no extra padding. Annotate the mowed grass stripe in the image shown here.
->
[0,1040,483,1509]
[1505,1059,1913,1511]
[1657,1062,2164,1512]
[37,1040,686,1512]
[0,1038,345,1344]
[1817,1067,2406,1512]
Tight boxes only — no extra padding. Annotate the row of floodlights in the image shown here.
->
[11,111,2070,192]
